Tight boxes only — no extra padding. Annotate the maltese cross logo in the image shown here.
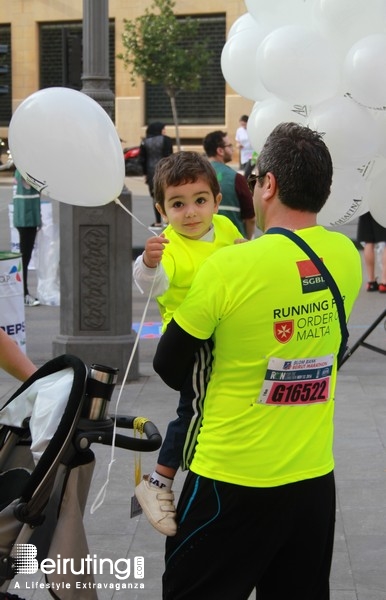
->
[274,320,294,343]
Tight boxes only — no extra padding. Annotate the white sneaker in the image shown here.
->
[135,475,177,536]
[24,294,40,307]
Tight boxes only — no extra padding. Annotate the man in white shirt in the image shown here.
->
[235,114,253,171]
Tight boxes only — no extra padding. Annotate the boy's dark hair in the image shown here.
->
[256,122,333,213]
[203,131,227,158]
[153,151,221,209]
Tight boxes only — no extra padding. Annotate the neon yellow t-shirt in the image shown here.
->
[157,214,242,329]
[173,226,362,487]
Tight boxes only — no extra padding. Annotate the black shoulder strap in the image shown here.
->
[266,227,348,366]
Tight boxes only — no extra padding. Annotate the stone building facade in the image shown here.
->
[0,0,253,152]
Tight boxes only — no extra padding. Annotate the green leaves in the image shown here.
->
[118,0,211,94]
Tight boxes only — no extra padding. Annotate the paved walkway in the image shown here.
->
[0,175,386,599]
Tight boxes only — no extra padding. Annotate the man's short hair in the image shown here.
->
[203,131,227,158]
[256,122,333,213]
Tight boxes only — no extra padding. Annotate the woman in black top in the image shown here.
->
[139,122,173,228]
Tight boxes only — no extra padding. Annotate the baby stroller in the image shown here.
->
[0,354,162,600]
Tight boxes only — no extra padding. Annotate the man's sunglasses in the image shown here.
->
[247,173,266,194]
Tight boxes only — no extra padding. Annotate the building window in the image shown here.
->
[146,14,226,126]
[39,22,115,92]
[0,25,12,127]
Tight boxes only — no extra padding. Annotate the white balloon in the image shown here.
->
[244,0,318,30]
[256,25,340,105]
[221,29,271,101]
[247,98,311,153]
[357,155,386,182]
[354,155,385,216]
[314,0,386,59]
[343,34,386,109]
[372,111,386,158]
[355,197,370,218]
[309,96,380,167]
[9,87,125,207]
[367,166,386,227]
[317,166,369,226]
[228,13,263,39]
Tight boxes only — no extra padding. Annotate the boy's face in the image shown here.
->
[156,177,221,240]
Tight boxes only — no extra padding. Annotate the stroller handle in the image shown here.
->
[74,415,162,453]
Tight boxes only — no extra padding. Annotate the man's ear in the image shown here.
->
[214,192,222,212]
[217,147,225,160]
[263,172,277,200]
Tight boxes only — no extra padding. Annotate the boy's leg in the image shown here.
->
[135,398,193,536]
[134,473,177,536]
[135,341,213,536]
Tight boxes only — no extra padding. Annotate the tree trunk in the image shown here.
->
[168,92,181,151]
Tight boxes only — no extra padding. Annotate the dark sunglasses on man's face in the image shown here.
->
[247,173,265,194]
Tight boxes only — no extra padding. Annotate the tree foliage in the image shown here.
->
[117,0,211,148]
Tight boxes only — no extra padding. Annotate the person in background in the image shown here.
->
[13,169,41,307]
[357,211,386,293]
[154,122,362,599]
[0,328,37,381]
[139,122,174,229]
[133,151,244,537]
[244,150,259,180]
[203,130,256,239]
[235,114,254,172]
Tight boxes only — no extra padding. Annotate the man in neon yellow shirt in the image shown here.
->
[154,123,362,599]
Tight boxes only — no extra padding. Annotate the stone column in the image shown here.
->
[80,0,114,117]
[52,0,138,381]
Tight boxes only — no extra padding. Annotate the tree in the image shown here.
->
[117,0,211,149]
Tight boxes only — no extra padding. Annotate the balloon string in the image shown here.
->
[90,272,157,513]
[91,200,159,513]
[114,198,161,236]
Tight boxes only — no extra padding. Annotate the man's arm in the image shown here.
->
[0,328,37,381]
[235,173,256,240]
[163,135,174,156]
[243,217,257,240]
[153,319,206,390]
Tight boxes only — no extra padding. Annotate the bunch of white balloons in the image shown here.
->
[222,0,386,226]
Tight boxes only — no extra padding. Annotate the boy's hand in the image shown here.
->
[143,234,169,268]
[234,238,248,244]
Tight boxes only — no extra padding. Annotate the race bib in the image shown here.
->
[258,355,334,406]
